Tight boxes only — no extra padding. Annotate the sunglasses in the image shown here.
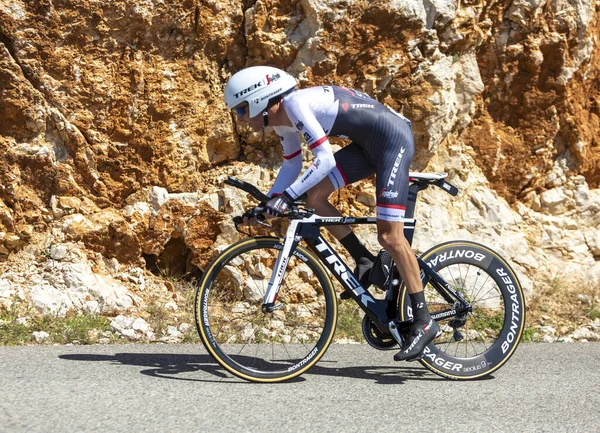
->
[233,105,247,117]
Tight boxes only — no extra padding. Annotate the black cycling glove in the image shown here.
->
[264,191,294,217]
[242,205,264,222]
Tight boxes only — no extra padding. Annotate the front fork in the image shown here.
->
[261,220,302,312]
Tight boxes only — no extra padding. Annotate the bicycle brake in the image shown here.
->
[262,303,284,313]
[233,208,271,235]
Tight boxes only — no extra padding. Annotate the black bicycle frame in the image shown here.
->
[284,179,470,334]
[290,215,468,335]
[300,218,393,331]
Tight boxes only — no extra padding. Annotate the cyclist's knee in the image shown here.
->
[378,230,410,254]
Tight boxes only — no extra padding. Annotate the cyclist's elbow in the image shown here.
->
[320,154,335,174]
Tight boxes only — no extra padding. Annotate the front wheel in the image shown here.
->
[195,237,337,382]
[399,241,526,379]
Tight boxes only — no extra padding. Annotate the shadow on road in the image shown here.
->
[60,352,237,383]
[59,352,449,384]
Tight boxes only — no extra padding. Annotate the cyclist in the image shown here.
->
[223,65,440,361]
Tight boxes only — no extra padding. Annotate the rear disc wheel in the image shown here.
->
[399,241,526,379]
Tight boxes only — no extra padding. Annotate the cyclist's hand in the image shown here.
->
[240,205,266,226]
[264,191,294,217]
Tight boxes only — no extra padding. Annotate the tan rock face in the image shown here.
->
[0,1,599,319]
[471,0,600,202]
[1,0,241,202]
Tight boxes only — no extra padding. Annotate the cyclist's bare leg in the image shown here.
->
[376,220,422,294]
[377,219,440,360]
[307,178,373,296]
[306,177,351,240]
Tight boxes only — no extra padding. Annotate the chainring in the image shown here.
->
[362,316,398,350]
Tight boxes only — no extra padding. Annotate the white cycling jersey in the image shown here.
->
[268,85,414,221]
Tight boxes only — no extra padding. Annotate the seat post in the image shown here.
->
[403,181,429,246]
[404,183,420,220]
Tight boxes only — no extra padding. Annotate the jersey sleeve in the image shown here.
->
[282,97,336,199]
[267,127,303,197]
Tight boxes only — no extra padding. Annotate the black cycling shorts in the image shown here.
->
[327,111,414,222]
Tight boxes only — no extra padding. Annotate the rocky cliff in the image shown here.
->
[0,0,599,343]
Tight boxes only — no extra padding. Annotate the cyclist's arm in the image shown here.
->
[267,128,303,197]
[282,100,335,199]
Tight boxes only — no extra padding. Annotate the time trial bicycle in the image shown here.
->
[194,173,526,382]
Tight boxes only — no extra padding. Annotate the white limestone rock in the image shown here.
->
[178,323,192,334]
[540,188,570,214]
[570,327,596,341]
[49,244,69,260]
[123,201,151,218]
[149,186,169,215]
[159,325,183,342]
[121,328,139,340]
[168,192,199,205]
[30,283,73,317]
[506,0,545,27]
[132,317,151,334]
[0,279,15,309]
[32,331,50,343]
[110,315,135,333]
[164,301,178,312]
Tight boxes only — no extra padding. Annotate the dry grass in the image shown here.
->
[526,272,600,330]
[153,272,200,344]
[334,300,365,342]
[0,300,114,346]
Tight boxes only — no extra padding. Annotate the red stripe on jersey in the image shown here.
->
[376,202,407,210]
[309,136,328,150]
[337,163,349,186]
[283,150,301,160]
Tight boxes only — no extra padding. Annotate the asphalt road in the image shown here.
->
[0,343,598,433]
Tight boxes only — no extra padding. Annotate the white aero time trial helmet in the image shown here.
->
[224,66,297,118]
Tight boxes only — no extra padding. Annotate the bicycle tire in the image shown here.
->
[195,236,337,382]
[399,240,526,379]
